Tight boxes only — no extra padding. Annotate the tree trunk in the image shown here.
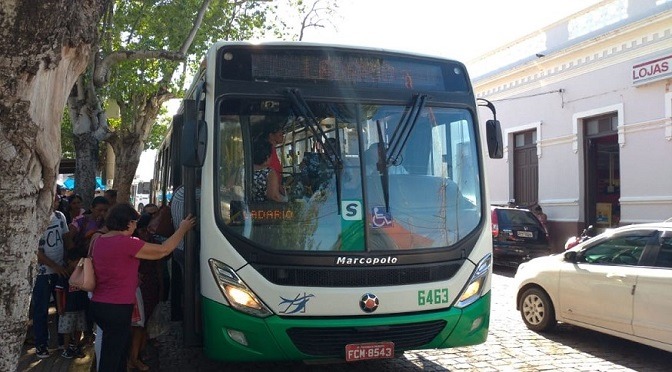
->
[67,80,109,208]
[73,132,100,207]
[108,92,168,204]
[109,134,144,204]
[0,1,108,369]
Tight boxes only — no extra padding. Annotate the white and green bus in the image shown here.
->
[152,41,503,363]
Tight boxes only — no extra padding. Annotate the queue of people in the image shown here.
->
[33,190,110,359]
[31,188,195,371]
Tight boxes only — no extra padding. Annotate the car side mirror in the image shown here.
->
[564,250,578,263]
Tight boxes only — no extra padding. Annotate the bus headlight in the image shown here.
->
[208,259,272,318]
[455,253,491,308]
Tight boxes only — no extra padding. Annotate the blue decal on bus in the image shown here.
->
[278,293,315,314]
[371,206,393,228]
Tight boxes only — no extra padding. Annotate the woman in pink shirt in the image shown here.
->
[90,203,195,372]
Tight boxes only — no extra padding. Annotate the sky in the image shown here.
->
[136,0,605,181]
[298,0,604,62]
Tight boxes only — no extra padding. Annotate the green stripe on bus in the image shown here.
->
[201,292,490,362]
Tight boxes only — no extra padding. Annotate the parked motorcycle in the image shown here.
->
[564,225,595,250]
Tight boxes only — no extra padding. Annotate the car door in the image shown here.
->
[632,231,672,346]
[558,230,653,335]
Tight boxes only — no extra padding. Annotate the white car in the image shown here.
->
[514,221,672,352]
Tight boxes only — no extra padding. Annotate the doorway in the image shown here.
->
[513,130,538,207]
[584,114,620,230]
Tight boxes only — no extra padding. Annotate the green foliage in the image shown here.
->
[60,0,342,161]
[107,116,122,131]
[104,0,278,135]
[146,112,170,150]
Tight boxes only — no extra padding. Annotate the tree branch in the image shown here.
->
[93,50,184,87]
[179,0,213,56]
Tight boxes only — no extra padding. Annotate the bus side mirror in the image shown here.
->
[486,120,503,159]
[181,99,207,167]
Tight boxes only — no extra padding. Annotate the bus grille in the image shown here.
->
[255,262,462,287]
[286,320,447,357]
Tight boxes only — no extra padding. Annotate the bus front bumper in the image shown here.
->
[201,292,490,362]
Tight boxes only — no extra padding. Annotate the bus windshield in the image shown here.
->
[216,97,481,252]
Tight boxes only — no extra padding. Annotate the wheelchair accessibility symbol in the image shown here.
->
[371,206,393,228]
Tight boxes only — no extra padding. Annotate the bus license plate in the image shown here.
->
[517,231,533,238]
[345,342,394,362]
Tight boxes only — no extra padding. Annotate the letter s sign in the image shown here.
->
[342,200,362,221]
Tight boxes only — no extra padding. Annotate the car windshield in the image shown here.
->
[215,98,482,252]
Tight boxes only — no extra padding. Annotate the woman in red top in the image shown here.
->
[264,124,285,197]
[90,203,195,372]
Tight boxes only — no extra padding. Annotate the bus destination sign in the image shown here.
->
[252,53,446,91]
[229,200,297,225]
[218,47,469,92]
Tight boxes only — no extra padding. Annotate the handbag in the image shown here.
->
[69,231,101,292]
[69,256,95,292]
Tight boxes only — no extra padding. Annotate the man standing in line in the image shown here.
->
[32,194,71,358]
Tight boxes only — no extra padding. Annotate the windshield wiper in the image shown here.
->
[376,120,390,213]
[387,93,427,166]
[285,88,343,213]
[285,88,343,167]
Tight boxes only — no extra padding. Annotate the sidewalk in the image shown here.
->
[17,306,94,372]
[17,343,94,372]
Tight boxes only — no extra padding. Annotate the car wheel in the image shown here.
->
[519,287,556,332]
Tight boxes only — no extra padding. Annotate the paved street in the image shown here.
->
[148,266,670,371]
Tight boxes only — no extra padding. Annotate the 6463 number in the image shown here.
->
[417,288,449,306]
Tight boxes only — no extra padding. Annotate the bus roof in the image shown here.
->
[209,40,462,64]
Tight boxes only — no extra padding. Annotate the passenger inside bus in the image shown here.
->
[251,118,288,198]
[364,143,408,176]
[299,137,341,196]
[252,138,286,202]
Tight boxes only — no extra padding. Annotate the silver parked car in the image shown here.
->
[514,221,672,352]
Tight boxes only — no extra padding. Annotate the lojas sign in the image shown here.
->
[631,54,671,86]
